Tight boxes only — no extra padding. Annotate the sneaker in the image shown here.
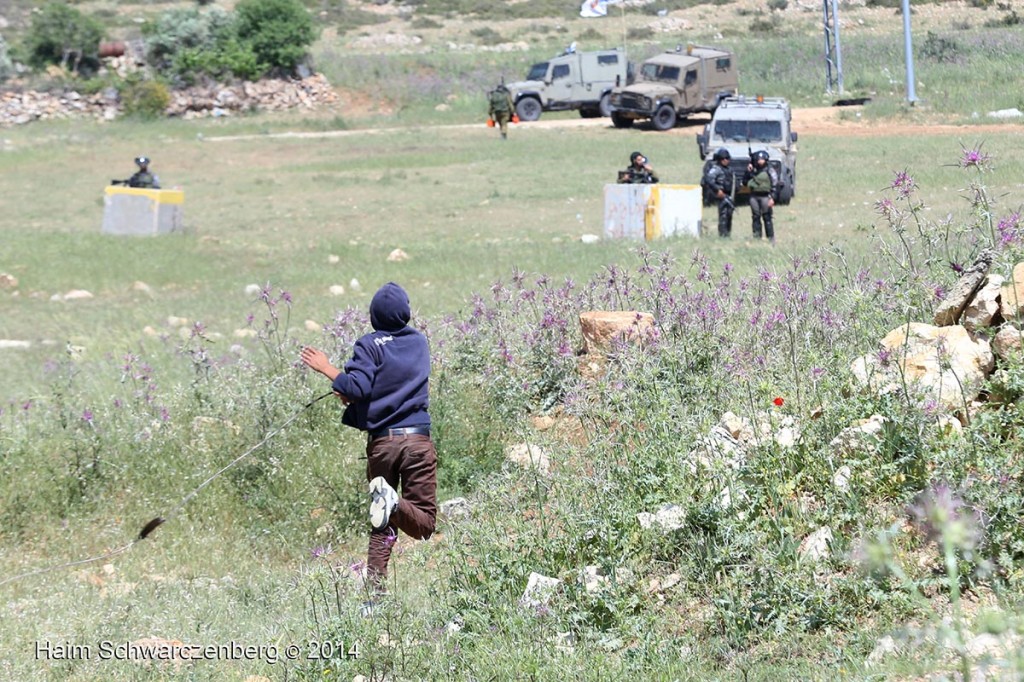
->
[369,476,399,531]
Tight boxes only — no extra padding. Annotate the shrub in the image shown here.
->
[768,0,788,11]
[234,0,319,73]
[920,31,961,63]
[0,35,13,83]
[23,2,104,74]
[143,7,235,74]
[120,78,171,119]
[469,26,506,46]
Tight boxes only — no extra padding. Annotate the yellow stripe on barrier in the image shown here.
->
[105,186,185,205]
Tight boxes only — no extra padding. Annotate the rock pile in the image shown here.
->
[851,252,1024,421]
[0,74,337,127]
[166,74,337,119]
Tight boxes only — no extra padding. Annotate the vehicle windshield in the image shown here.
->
[639,63,681,83]
[526,62,549,81]
[712,120,783,143]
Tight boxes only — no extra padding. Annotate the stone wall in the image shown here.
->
[0,74,338,127]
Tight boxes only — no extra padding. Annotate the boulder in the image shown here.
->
[851,323,994,411]
[992,325,1023,361]
[933,250,992,326]
[961,274,1003,331]
[1000,262,1024,321]
[578,311,656,355]
[440,497,470,520]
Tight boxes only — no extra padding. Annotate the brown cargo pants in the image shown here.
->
[365,433,437,586]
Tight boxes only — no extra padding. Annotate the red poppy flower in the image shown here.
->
[773,397,785,407]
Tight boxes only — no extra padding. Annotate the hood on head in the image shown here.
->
[370,282,411,332]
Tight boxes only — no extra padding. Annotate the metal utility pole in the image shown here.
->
[901,0,917,103]
[823,0,844,95]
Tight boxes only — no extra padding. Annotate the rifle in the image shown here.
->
[110,179,130,187]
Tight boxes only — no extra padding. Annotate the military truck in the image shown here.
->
[608,45,738,131]
[507,47,631,122]
[695,95,798,205]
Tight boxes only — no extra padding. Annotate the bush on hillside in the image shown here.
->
[234,0,319,74]
[23,2,104,74]
[0,35,14,83]
[120,78,171,119]
[143,7,235,74]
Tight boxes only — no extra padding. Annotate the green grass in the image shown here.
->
[2,69,1024,680]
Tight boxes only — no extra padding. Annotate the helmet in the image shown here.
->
[752,149,769,164]
[630,151,645,163]
[135,156,150,167]
[713,148,731,161]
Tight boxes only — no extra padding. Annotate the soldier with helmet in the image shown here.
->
[127,157,161,189]
[487,84,516,140]
[704,148,735,237]
[618,151,659,184]
[743,149,780,243]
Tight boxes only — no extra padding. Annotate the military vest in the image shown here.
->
[129,171,156,188]
[747,168,773,194]
[490,90,511,113]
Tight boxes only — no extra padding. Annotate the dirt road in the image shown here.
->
[206,106,1021,143]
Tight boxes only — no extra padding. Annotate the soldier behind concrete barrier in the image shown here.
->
[617,151,659,184]
[704,148,734,237]
[488,84,515,140]
[743,149,780,243]
[112,156,161,189]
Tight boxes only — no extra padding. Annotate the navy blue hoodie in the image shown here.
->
[331,282,431,432]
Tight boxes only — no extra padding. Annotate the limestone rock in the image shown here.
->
[999,262,1024,321]
[506,443,551,474]
[440,497,470,520]
[244,283,262,297]
[851,324,994,411]
[833,465,852,492]
[637,503,686,531]
[387,248,409,262]
[992,325,1023,361]
[0,339,31,349]
[933,250,992,326]
[798,526,833,563]
[829,414,886,456]
[520,572,561,608]
[0,273,18,289]
[327,254,340,264]
[687,425,745,472]
[63,289,94,301]
[304,320,321,332]
[329,285,345,296]
[962,274,1003,331]
[579,311,656,355]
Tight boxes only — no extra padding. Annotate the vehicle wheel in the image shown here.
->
[651,104,677,131]
[515,98,542,122]
[598,93,612,117]
[777,182,794,205]
[579,106,599,119]
[611,112,633,129]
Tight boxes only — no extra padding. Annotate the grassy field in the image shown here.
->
[3,12,1024,676]
[3,114,1022,402]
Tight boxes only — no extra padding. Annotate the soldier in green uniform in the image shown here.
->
[488,84,515,140]
[617,151,659,184]
[743,149,780,243]
[128,157,161,189]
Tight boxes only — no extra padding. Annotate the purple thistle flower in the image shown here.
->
[310,544,333,559]
[908,483,981,551]
[890,170,916,199]
[81,409,94,424]
[957,144,992,171]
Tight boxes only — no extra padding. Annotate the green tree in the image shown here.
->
[234,0,318,73]
[24,2,104,73]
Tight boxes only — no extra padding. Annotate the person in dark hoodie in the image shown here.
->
[300,282,437,597]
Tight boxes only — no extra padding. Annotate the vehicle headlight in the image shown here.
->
[640,96,650,109]
[611,94,621,105]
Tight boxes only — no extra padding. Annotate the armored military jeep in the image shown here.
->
[696,95,798,204]
[507,47,631,121]
[608,45,738,131]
